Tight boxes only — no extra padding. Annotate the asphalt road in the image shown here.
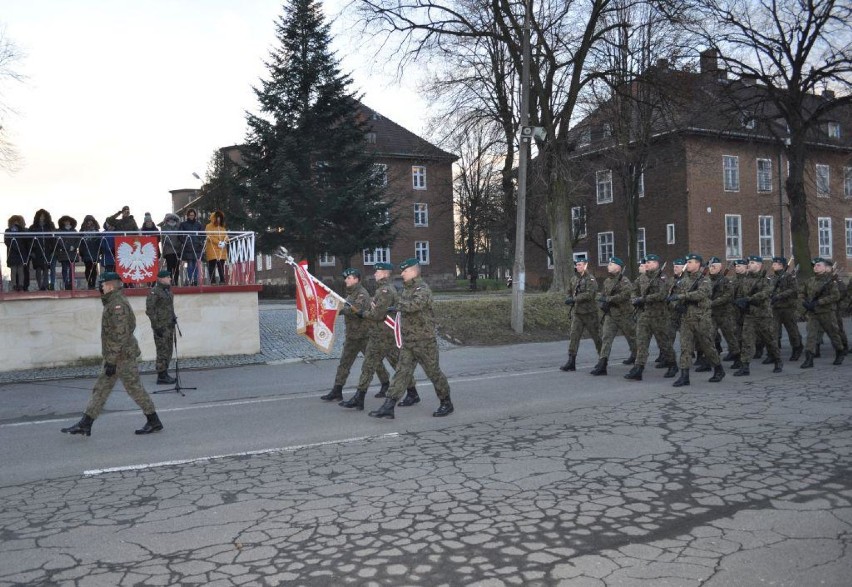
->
[1,338,850,586]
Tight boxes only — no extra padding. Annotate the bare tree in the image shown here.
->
[0,26,24,171]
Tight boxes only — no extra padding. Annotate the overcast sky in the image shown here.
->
[0,0,427,235]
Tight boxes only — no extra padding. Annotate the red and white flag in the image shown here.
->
[292,261,342,353]
[384,312,402,349]
[115,236,159,284]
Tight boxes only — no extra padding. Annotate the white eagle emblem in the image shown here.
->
[117,239,158,281]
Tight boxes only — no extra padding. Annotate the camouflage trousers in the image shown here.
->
[153,327,175,372]
[334,335,389,387]
[679,314,720,369]
[741,314,780,362]
[635,309,675,367]
[357,332,414,391]
[805,312,843,353]
[599,312,636,359]
[388,337,450,401]
[772,308,802,350]
[568,312,602,355]
[711,309,740,355]
[85,358,156,419]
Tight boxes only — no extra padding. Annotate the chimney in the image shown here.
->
[822,88,835,99]
[699,48,719,74]
[740,73,759,86]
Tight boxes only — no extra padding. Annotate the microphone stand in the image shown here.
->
[153,318,195,396]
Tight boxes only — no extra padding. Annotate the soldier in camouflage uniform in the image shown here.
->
[733,256,782,376]
[560,256,601,372]
[339,262,418,410]
[321,268,390,401]
[625,254,677,381]
[667,258,687,347]
[729,259,749,368]
[768,256,803,361]
[800,257,845,368]
[707,257,740,363]
[666,253,725,386]
[590,256,636,375]
[369,258,453,420]
[833,267,849,355]
[145,269,177,385]
[61,272,163,436]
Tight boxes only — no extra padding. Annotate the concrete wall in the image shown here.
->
[0,290,260,371]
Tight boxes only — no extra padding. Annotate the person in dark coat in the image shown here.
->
[56,215,79,290]
[28,209,55,290]
[100,218,117,274]
[178,208,204,286]
[106,205,139,232]
[159,213,181,285]
[78,215,101,289]
[5,215,28,291]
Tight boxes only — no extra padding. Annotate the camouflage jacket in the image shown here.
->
[801,274,840,315]
[599,273,633,317]
[769,270,798,310]
[145,283,175,330]
[363,277,398,338]
[739,271,773,317]
[635,269,669,315]
[340,283,372,339]
[678,271,712,317]
[397,276,437,343]
[101,289,141,363]
[709,273,735,313]
[569,272,598,315]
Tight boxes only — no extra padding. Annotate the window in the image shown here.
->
[597,231,614,266]
[373,164,387,187]
[256,255,263,272]
[365,132,377,144]
[757,158,772,192]
[363,248,391,265]
[725,215,742,259]
[637,227,647,260]
[723,155,740,191]
[846,219,852,257]
[741,112,756,129]
[319,253,335,267]
[415,241,430,264]
[816,164,830,197]
[414,203,428,227]
[827,121,841,139]
[546,238,554,269]
[637,170,645,198]
[412,166,427,190]
[578,128,591,146]
[845,167,852,198]
[602,123,612,138]
[758,216,774,257]
[571,206,587,239]
[818,217,832,257]
[667,224,676,245]
[596,170,613,204]
[265,254,272,270]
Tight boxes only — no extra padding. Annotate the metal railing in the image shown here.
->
[2,230,256,291]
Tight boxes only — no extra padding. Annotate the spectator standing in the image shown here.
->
[28,209,55,291]
[204,210,228,284]
[100,219,117,274]
[56,215,79,290]
[5,215,28,291]
[178,208,204,286]
[159,213,182,285]
[78,215,101,289]
[106,205,139,232]
[140,212,160,287]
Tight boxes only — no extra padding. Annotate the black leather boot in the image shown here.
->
[672,369,690,387]
[157,371,176,385]
[624,365,644,381]
[695,357,712,372]
[398,387,421,407]
[800,351,814,369]
[61,414,93,436]
[708,364,725,383]
[622,353,636,365]
[722,351,737,361]
[772,359,783,373]
[433,397,454,417]
[733,362,750,376]
[321,385,343,401]
[654,359,667,369]
[833,349,846,366]
[663,364,678,378]
[368,397,397,419]
[790,346,803,361]
[559,354,576,372]
[590,357,608,376]
[731,356,743,370]
[761,354,774,365]
[374,381,389,398]
[339,389,366,410]
[135,412,163,435]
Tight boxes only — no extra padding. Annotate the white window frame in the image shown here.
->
[596,170,613,204]
[597,231,614,266]
[846,218,852,258]
[757,158,773,193]
[413,203,428,227]
[546,238,554,269]
[637,227,647,260]
[256,255,263,272]
[816,164,830,197]
[265,254,272,270]
[412,166,427,190]
[844,166,852,199]
[818,217,832,258]
[414,241,430,265]
[723,155,740,192]
[725,214,742,260]
[571,206,587,239]
[578,128,591,147]
[666,224,676,245]
[319,253,336,267]
[758,215,775,258]
[827,121,841,139]
[637,170,645,198]
[363,247,391,265]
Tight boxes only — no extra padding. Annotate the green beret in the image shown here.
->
[708,256,722,264]
[101,271,121,282]
[673,257,686,265]
[639,257,647,264]
[811,257,833,266]
[645,253,660,262]
[374,262,393,270]
[747,255,763,263]
[608,256,624,267]
[771,256,787,265]
[157,269,171,278]
[733,259,747,265]
[399,258,420,270]
[342,268,361,278]
[574,255,588,264]
[685,253,702,263]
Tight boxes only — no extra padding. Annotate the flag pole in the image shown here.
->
[274,247,346,305]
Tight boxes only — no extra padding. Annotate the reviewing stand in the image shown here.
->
[153,319,195,396]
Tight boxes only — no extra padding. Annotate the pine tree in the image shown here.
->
[241,0,393,270]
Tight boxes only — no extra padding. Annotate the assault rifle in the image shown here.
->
[632,261,666,312]
[770,256,795,305]
[710,263,732,301]
[803,273,834,313]
[669,264,709,316]
[598,271,624,325]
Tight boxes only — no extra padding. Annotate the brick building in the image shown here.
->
[524,50,852,282]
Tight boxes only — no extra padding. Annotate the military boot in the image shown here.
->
[339,389,367,410]
[790,346,803,361]
[398,387,421,407]
[622,353,636,365]
[590,358,607,376]
[156,371,176,385]
[135,412,163,435]
[559,354,576,372]
[433,397,454,417]
[624,365,644,381]
[61,414,93,436]
[320,385,344,401]
[731,355,743,370]
[695,357,712,372]
[722,351,738,361]
[368,397,397,419]
[800,351,814,369]
[833,349,846,366]
[733,362,750,376]
[753,345,764,360]
[772,359,783,373]
[374,382,389,398]
[761,354,774,365]
[663,363,679,378]
[654,359,667,369]
[672,369,690,387]
[708,364,726,383]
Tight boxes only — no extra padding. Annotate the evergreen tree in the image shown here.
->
[241,0,393,270]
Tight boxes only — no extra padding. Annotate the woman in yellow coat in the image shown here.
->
[204,210,228,284]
